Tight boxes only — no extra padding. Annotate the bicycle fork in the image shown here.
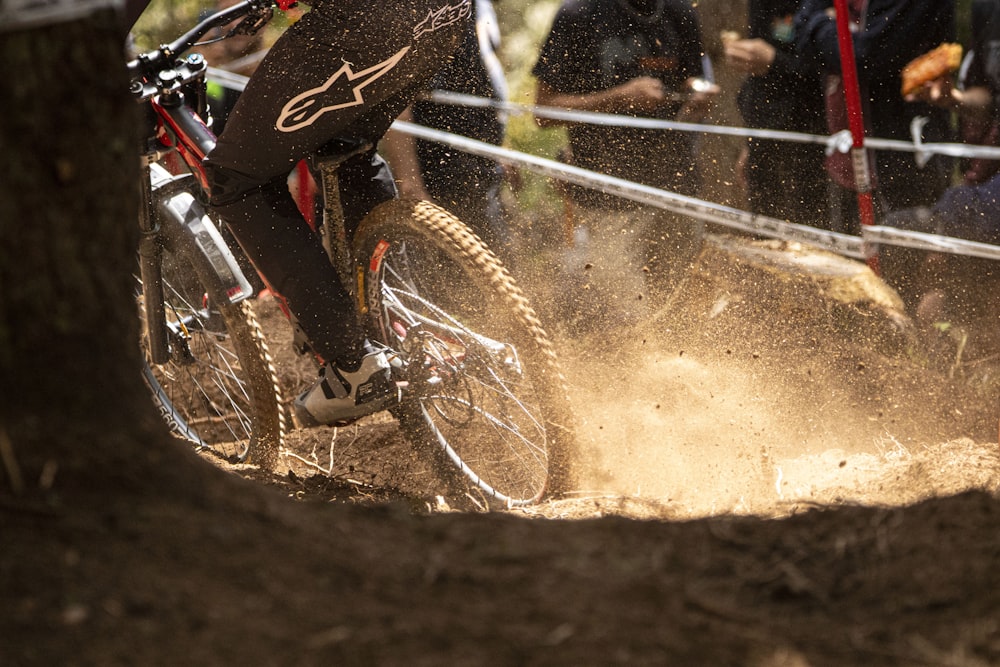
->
[138,161,258,367]
[138,164,171,365]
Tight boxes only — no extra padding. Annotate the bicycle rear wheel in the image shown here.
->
[353,200,576,507]
[139,195,285,471]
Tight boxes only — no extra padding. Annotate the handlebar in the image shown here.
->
[127,0,274,82]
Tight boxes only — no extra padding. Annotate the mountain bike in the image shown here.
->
[128,0,575,507]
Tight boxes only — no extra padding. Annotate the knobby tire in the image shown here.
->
[353,199,576,508]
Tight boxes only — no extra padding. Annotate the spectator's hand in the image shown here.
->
[904,75,960,109]
[724,38,776,76]
[616,76,668,112]
[676,77,720,122]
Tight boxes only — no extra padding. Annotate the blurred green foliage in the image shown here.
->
[130,0,290,52]
[957,0,972,47]
[495,0,564,216]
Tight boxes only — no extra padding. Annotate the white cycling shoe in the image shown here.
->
[293,347,396,427]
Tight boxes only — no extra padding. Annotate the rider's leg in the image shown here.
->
[214,149,399,358]
[205,164,367,366]
[337,150,397,238]
[203,3,462,360]
[203,0,469,425]
[206,163,396,427]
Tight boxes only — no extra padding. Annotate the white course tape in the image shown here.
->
[866,226,1000,261]
[203,71,1000,263]
[428,90,1000,163]
[393,121,1000,262]
[205,72,1000,163]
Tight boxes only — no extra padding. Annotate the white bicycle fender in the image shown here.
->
[150,164,254,304]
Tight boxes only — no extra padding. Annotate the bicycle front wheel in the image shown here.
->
[139,196,285,471]
[354,199,576,507]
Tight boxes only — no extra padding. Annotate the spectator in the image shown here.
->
[724,1,829,227]
[794,0,955,233]
[905,1,999,186]
[881,171,1000,328]
[381,0,513,265]
[531,0,718,331]
[882,0,1000,323]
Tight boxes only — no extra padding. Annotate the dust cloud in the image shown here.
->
[528,232,1000,520]
[556,331,902,519]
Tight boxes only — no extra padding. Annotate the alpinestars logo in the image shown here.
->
[275,47,410,133]
[413,0,471,40]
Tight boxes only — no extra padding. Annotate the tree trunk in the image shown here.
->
[0,10,201,505]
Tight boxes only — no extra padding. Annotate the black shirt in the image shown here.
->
[963,0,1000,107]
[410,1,505,201]
[533,0,707,204]
[737,0,825,133]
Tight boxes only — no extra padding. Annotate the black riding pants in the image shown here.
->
[204,0,469,365]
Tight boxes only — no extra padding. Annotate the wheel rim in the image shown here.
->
[139,252,257,462]
[376,238,551,506]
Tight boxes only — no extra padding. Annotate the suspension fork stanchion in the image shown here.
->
[311,139,373,305]
[316,159,352,291]
[138,162,171,365]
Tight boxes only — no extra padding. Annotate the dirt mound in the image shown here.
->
[8,235,1000,667]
